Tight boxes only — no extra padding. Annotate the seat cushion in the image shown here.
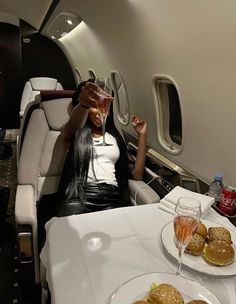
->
[30,77,58,91]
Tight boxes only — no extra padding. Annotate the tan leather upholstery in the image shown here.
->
[15,90,74,283]
[19,77,63,118]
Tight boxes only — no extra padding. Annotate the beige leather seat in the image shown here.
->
[19,77,63,118]
[15,90,74,286]
[15,90,159,287]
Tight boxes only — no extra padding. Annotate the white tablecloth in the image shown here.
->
[40,204,236,304]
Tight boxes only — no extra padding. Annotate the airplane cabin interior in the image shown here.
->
[0,1,236,304]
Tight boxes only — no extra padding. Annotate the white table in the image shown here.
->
[40,204,236,304]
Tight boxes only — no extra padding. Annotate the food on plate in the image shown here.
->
[208,226,232,244]
[195,222,208,239]
[185,233,206,256]
[181,222,235,265]
[202,240,235,266]
[147,283,184,304]
[132,282,209,304]
[187,301,208,304]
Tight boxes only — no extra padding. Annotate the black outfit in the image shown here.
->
[55,133,131,217]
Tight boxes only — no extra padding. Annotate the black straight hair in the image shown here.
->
[57,80,129,204]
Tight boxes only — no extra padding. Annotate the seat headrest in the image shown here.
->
[29,77,59,91]
[40,90,75,130]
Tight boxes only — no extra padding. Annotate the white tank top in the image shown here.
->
[87,133,120,186]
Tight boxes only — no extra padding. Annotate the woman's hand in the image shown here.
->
[132,115,148,136]
[78,82,113,108]
[130,116,147,180]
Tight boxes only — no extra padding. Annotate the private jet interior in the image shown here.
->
[1,1,236,304]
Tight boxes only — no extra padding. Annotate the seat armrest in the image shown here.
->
[128,179,160,205]
[15,184,40,282]
[15,185,36,225]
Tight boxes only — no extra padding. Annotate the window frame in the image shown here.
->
[111,70,130,126]
[75,68,83,85]
[153,74,184,155]
[88,68,96,80]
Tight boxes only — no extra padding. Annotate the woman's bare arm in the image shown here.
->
[130,116,148,180]
[60,82,105,143]
[60,104,89,143]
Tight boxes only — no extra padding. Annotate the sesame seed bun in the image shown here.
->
[185,234,206,256]
[149,283,184,304]
[195,222,208,239]
[208,227,232,244]
[202,240,235,266]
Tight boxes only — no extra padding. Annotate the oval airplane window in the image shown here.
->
[153,74,183,155]
[111,71,130,126]
[75,68,83,84]
[88,68,96,80]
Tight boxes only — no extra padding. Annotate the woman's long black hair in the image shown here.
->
[57,80,130,204]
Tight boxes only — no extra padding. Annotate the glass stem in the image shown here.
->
[176,244,186,276]
[102,116,106,145]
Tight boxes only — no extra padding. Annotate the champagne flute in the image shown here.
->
[174,197,201,275]
[94,77,113,146]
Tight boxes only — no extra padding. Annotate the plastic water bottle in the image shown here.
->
[208,174,224,203]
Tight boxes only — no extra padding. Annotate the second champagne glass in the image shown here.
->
[174,197,201,276]
[94,77,112,146]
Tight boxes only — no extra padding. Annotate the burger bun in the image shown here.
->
[208,227,232,244]
[149,283,184,304]
[202,240,235,266]
[195,222,208,239]
[185,234,205,256]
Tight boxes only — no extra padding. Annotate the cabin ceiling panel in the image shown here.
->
[0,0,53,29]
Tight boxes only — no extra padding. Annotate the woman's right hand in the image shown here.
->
[78,82,113,108]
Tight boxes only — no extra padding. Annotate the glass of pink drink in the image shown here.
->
[94,77,113,146]
[174,197,201,275]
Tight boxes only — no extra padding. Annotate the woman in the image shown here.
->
[56,80,148,216]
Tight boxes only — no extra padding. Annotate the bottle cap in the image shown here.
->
[214,174,223,182]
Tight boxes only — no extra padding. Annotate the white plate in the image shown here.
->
[161,219,236,276]
[107,272,222,304]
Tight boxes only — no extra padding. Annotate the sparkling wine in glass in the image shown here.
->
[94,77,112,146]
[174,197,201,275]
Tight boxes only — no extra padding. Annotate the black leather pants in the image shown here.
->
[56,183,130,217]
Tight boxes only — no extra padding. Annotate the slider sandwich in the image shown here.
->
[145,283,184,304]
[202,240,235,266]
[195,222,208,239]
[133,283,209,304]
[185,233,206,256]
[208,227,232,244]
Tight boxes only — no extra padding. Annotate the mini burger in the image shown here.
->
[208,227,232,244]
[185,233,206,256]
[195,222,208,239]
[202,240,235,266]
[148,283,184,304]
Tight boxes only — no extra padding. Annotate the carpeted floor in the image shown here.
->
[0,132,41,304]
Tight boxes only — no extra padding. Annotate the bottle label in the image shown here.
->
[219,187,236,215]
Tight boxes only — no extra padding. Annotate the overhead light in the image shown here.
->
[47,12,82,39]
[65,19,73,25]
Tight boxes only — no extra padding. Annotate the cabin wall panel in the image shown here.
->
[22,34,76,90]
[0,22,22,128]
[59,0,236,186]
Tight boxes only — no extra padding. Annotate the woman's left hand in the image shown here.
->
[132,116,148,136]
